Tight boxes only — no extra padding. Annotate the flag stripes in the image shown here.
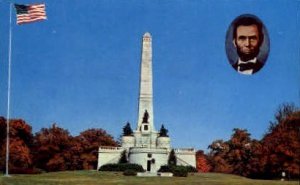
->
[15,4,47,25]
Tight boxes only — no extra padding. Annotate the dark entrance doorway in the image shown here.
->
[147,160,151,171]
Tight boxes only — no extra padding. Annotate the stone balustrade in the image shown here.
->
[174,148,195,153]
[99,146,123,151]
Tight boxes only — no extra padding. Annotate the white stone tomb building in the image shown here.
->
[97,33,196,172]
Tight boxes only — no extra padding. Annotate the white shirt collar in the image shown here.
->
[238,57,257,65]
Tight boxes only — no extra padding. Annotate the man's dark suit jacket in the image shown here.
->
[232,60,264,74]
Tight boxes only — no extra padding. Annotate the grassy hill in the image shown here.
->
[0,171,298,185]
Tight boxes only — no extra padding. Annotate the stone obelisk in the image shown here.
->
[137,32,155,132]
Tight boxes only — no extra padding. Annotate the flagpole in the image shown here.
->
[5,3,13,177]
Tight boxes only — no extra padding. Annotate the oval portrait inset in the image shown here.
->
[225,14,270,75]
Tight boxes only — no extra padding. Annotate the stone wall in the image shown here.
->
[175,148,196,167]
[129,148,168,172]
[97,146,124,170]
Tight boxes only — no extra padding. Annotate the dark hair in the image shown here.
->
[233,15,264,46]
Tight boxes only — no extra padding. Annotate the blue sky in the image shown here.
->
[0,0,299,151]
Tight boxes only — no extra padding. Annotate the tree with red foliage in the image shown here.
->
[246,140,268,178]
[226,128,253,176]
[261,106,300,179]
[0,117,33,172]
[196,150,211,172]
[32,123,73,171]
[0,117,6,171]
[66,140,84,170]
[208,104,300,179]
[74,128,118,169]
[32,126,118,171]
[207,139,232,173]
[208,129,255,176]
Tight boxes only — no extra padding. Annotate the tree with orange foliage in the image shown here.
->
[196,150,211,172]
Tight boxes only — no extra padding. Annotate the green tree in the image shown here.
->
[123,122,133,136]
[118,150,128,164]
[159,124,168,137]
[168,149,177,166]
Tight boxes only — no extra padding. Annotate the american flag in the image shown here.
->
[14,3,47,25]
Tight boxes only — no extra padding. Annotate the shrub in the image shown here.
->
[158,165,195,177]
[158,165,172,172]
[99,163,144,172]
[123,169,137,176]
[172,166,188,177]
[185,165,198,173]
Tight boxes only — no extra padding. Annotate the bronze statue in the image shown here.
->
[142,110,149,123]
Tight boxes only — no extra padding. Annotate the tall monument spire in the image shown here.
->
[98,33,196,172]
[137,32,155,132]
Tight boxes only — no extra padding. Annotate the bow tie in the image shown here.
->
[238,63,256,71]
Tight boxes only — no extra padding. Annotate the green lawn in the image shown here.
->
[0,171,298,185]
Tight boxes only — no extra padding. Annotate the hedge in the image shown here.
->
[185,165,198,173]
[172,166,188,177]
[158,165,197,177]
[99,163,144,172]
[123,169,137,176]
